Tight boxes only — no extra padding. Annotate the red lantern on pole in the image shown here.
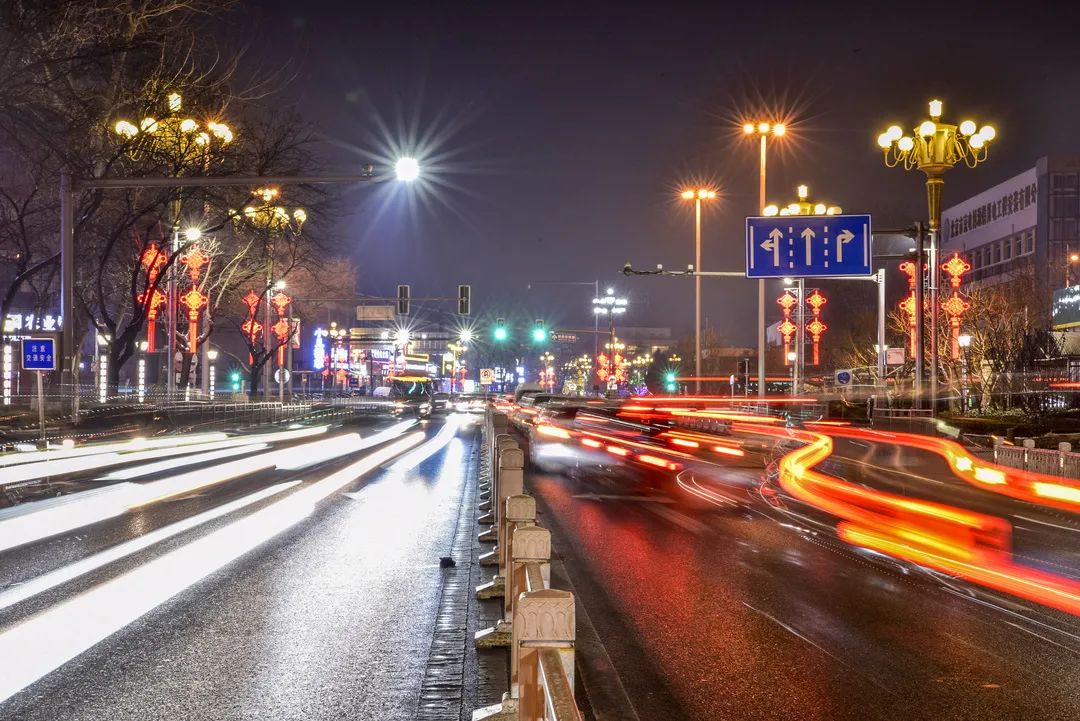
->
[272,318,291,366]
[806,318,828,366]
[137,287,167,352]
[178,287,208,353]
[940,252,971,359]
[777,291,797,364]
[898,261,920,359]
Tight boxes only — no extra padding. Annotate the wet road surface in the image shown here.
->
[0,415,480,720]
[530,442,1080,721]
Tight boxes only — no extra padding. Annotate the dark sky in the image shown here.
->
[228,1,1080,344]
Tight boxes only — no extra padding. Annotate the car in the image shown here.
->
[387,376,434,418]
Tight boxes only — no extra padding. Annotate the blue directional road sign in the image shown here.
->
[745,214,872,278]
[21,337,57,371]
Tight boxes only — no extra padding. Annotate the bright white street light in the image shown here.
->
[394,328,411,346]
[459,329,473,343]
[274,280,286,290]
[395,157,420,182]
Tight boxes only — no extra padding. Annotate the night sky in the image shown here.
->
[229,1,1080,344]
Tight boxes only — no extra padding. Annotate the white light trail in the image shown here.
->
[0,432,427,706]
[0,425,385,552]
[96,443,268,481]
[0,482,298,613]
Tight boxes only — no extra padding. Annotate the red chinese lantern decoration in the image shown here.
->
[137,288,167,352]
[178,287,208,353]
[180,245,211,282]
[242,317,263,348]
[805,289,827,365]
[242,290,262,316]
[137,243,169,352]
[272,317,291,366]
[898,261,919,359]
[941,252,971,290]
[777,291,798,365]
[270,290,292,318]
[806,317,828,366]
[940,252,971,359]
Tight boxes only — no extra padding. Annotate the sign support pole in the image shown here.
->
[877,269,887,389]
[36,370,45,442]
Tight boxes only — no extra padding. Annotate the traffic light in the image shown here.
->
[531,319,547,344]
[493,318,508,342]
[397,284,410,315]
[664,371,677,393]
[458,285,471,315]
[230,371,241,392]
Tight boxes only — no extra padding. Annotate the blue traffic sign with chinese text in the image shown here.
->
[745,214,873,278]
[21,337,57,371]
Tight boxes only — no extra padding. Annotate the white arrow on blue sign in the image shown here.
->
[745,214,872,278]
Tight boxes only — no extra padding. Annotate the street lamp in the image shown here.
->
[592,288,627,389]
[743,118,787,398]
[877,99,996,410]
[114,92,235,401]
[395,157,421,182]
[680,187,717,393]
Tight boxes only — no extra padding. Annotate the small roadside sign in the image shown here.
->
[479,368,495,385]
[21,337,57,371]
[886,347,906,366]
[834,369,854,386]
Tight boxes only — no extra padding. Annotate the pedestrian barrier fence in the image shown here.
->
[994,439,1080,480]
[473,409,583,721]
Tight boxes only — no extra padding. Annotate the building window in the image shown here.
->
[1002,239,1012,260]
[1024,231,1034,254]
[1013,236,1023,257]
[992,243,1001,264]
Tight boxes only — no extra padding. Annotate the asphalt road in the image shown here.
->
[529,441,1080,721]
[0,414,480,720]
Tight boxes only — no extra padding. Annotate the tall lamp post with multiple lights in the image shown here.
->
[680,187,716,393]
[592,288,627,392]
[114,92,235,399]
[877,99,995,409]
[743,119,786,397]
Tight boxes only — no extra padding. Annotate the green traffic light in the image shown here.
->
[664,371,676,383]
[531,327,547,343]
[494,326,508,342]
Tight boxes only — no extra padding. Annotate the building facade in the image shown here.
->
[942,155,1080,290]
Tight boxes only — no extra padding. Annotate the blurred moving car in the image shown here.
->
[388,376,434,418]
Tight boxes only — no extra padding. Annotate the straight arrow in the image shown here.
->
[801,227,815,266]
[768,228,783,266]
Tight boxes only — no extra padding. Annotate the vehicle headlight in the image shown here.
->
[420,402,432,410]
[394,402,405,410]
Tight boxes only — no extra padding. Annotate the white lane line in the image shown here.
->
[0,432,427,707]
[0,482,299,613]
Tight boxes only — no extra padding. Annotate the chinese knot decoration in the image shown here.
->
[180,245,211,282]
[241,290,262,363]
[941,252,970,359]
[777,291,798,365]
[137,243,169,352]
[595,352,626,384]
[178,288,208,353]
[805,289,828,366]
[898,260,920,359]
[270,290,292,366]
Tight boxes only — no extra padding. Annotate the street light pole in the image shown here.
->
[681,188,716,394]
[878,100,996,411]
[744,120,786,398]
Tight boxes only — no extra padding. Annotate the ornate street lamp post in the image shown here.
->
[877,99,995,408]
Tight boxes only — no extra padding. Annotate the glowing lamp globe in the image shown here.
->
[395,157,420,182]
